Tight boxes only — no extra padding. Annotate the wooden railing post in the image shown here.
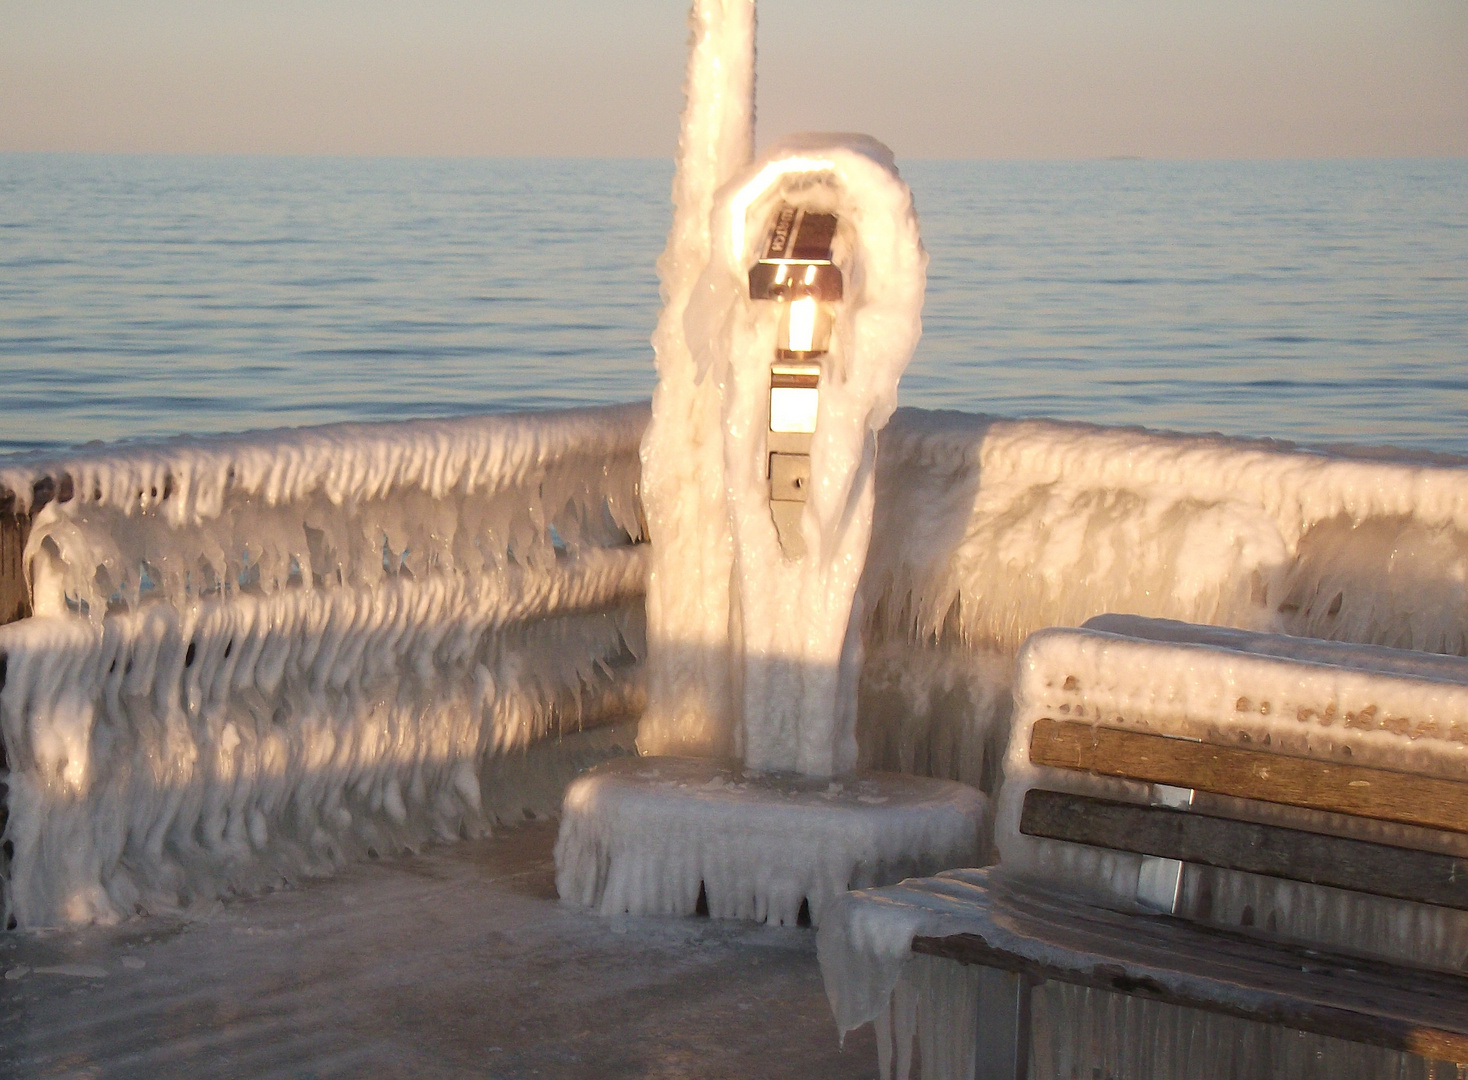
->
[0,486,31,626]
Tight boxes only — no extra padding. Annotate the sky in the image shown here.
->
[2,0,1465,159]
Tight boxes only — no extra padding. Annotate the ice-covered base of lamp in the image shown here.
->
[554,756,987,927]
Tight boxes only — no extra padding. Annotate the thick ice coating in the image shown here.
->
[554,755,984,927]
[857,410,1468,792]
[637,0,755,760]
[867,411,1468,658]
[8,398,1468,927]
[821,621,1468,1078]
[5,404,647,619]
[635,0,927,777]
[0,407,649,928]
[646,134,929,776]
[709,137,926,776]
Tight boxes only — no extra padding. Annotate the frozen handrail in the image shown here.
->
[7,401,1468,928]
[0,405,650,929]
[0,403,647,620]
[866,409,1468,657]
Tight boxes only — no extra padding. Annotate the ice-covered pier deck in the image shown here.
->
[0,820,873,1079]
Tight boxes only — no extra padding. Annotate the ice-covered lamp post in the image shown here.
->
[554,0,986,926]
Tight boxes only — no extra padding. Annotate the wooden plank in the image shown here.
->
[904,871,1468,1062]
[1019,788,1468,910]
[0,510,31,626]
[1029,717,1468,836]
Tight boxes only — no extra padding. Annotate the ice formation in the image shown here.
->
[713,137,925,776]
[559,0,955,932]
[635,0,927,778]
[4,404,646,617]
[554,756,985,927]
[820,618,1468,1078]
[867,411,1468,657]
[636,0,755,760]
[856,410,1468,793]
[6,395,1468,930]
[0,406,649,928]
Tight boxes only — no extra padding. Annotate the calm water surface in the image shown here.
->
[1,155,1463,457]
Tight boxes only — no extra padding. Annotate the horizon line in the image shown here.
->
[3,149,1465,164]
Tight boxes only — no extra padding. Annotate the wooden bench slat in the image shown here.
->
[908,872,1468,1062]
[1029,717,1468,836]
[1019,788,1468,911]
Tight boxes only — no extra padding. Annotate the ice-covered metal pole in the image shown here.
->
[637,1,925,777]
[558,7,973,922]
[637,0,756,759]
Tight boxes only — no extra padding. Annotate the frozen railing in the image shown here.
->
[2,403,1466,928]
[858,410,1468,794]
[0,405,649,928]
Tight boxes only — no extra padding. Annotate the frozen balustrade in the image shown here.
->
[0,405,649,928]
[3,403,1467,930]
[857,410,1468,794]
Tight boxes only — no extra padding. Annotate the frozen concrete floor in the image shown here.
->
[0,822,877,1079]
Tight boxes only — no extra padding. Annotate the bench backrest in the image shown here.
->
[994,616,1468,971]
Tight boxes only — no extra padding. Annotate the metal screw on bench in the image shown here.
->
[748,203,842,559]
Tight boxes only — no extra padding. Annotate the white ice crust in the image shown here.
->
[555,756,985,927]
[817,872,999,1047]
[6,404,646,619]
[856,410,1468,793]
[0,407,649,928]
[868,410,1468,657]
[8,400,1468,929]
[820,869,1441,1080]
[637,0,755,759]
[712,138,925,777]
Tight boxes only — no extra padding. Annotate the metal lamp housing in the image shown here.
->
[749,203,844,558]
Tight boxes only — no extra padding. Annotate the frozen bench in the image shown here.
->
[819,617,1468,1080]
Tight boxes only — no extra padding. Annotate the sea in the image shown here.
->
[1,155,1464,459]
